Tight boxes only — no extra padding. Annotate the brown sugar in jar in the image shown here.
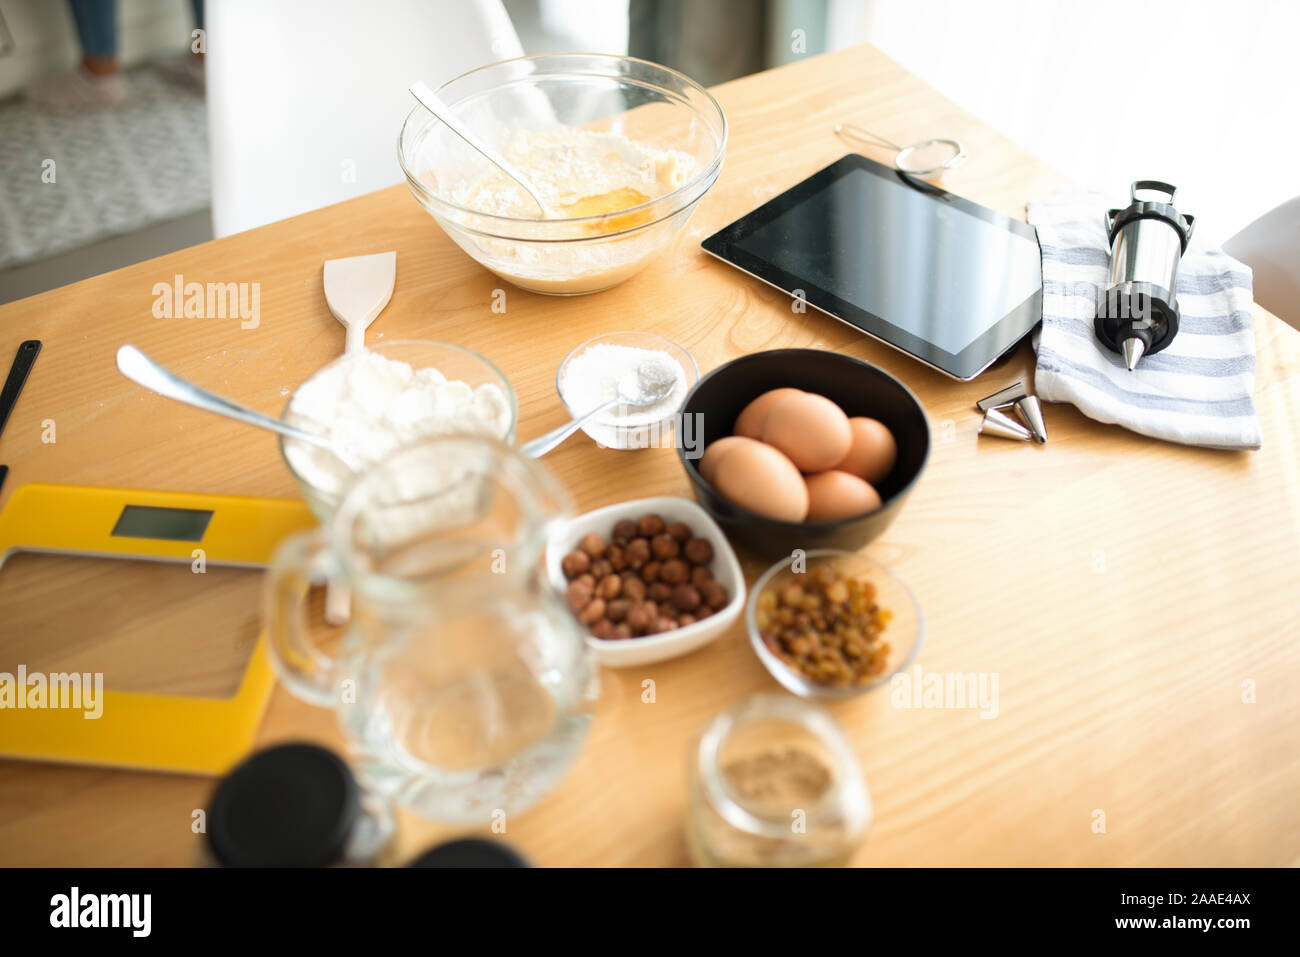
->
[687,694,872,867]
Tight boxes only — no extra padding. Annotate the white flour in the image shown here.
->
[284,351,511,498]
[559,343,687,427]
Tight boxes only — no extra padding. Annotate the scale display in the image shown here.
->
[111,504,214,542]
[0,483,316,774]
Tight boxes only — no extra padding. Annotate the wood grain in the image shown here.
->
[0,44,1297,866]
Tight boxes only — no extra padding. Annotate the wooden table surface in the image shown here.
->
[1,44,1297,867]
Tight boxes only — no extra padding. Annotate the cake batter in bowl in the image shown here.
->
[398,54,727,295]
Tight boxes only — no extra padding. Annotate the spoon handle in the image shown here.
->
[520,397,619,458]
[408,82,550,217]
[116,345,336,452]
[834,123,902,152]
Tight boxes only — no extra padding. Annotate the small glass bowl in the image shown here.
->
[278,340,517,520]
[555,331,698,451]
[746,549,924,700]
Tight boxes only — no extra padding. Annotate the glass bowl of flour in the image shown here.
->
[398,54,727,296]
[556,331,698,451]
[279,340,517,518]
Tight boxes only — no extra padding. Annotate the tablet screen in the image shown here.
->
[702,155,1043,379]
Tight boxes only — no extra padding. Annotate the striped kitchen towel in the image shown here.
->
[1027,190,1261,450]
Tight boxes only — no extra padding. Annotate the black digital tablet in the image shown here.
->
[701,154,1043,380]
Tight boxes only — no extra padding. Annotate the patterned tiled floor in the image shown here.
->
[0,63,209,269]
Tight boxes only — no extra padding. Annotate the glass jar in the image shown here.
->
[687,693,872,867]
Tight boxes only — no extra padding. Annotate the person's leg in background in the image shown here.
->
[154,0,205,90]
[29,0,127,111]
[70,0,121,74]
[187,0,205,87]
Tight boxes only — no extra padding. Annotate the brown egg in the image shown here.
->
[699,435,757,485]
[804,470,883,521]
[761,392,852,472]
[834,417,898,485]
[713,441,809,522]
[733,388,805,439]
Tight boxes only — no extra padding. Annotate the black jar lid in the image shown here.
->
[407,838,530,868]
[208,743,361,868]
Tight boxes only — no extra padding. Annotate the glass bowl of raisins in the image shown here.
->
[747,549,923,698]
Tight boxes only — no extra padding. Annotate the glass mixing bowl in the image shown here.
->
[398,54,727,296]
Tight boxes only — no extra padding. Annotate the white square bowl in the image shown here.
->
[545,496,746,668]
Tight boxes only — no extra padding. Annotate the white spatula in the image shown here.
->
[323,251,397,353]
[321,251,395,625]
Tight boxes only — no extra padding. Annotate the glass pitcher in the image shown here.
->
[264,434,597,824]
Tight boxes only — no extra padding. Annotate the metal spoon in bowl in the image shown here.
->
[115,344,361,472]
[521,369,676,458]
[408,81,552,218]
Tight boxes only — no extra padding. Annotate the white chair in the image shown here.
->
[1223,197,1300,332]
[205,0,522,237]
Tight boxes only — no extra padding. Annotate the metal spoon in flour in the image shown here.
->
[521,368,676,458]
[408,81,553,218]
[115,345,362,471]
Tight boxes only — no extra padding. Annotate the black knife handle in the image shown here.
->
[0,339,41,440]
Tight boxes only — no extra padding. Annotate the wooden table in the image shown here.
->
[1,44,1297,867]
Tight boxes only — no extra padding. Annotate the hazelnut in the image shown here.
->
[599,574,621,600]
[590,559,613,580]
[622,577,647,602]
[561,550,590,578]
[579,532,606,558]
[672,585,702,612]
[612,519,638,545]
[627,603,652,633]
[611,623,633,640]
[666,521,692,542]
[683,538,713,565]
[690,566,713,589]
[648,582,672,602]
[578,597,607,626]
[606,544,626,572]
[677,614,697,628]
[652,616,676,635]
[650,534,680,560]
[590,618,615,640]
[701,581,729,609]
[637,514,665,537]
[574,573,595,590]
[660,558,689,585]
[695,604,715,619]
[642,560,661,583]
[624,538,651,568]
[606,598,631,622]
[565,579,593,612]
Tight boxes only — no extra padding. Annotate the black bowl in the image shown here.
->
[677,349,930,559]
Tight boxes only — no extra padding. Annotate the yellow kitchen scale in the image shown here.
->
[0,482,316,775]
